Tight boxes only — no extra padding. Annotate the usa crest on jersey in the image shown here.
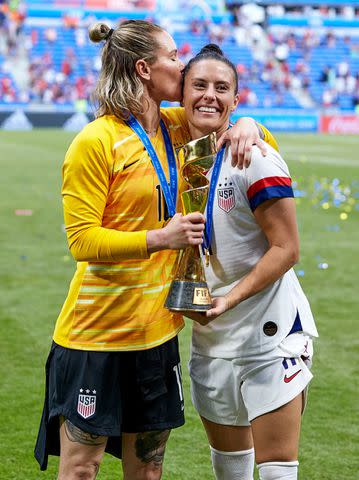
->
[218,187,235,212]
[77,389,96,419]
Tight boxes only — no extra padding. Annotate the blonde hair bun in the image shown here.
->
[88,22,112,43]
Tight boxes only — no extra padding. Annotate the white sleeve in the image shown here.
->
[244,145,294,212]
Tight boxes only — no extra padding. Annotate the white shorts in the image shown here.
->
[189,333,313,426]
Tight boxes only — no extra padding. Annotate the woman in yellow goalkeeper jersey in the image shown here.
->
[34,20,274,480]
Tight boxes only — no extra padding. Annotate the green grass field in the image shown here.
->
[0,131,358,479]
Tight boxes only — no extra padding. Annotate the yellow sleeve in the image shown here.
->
[160,106,190,135]
[258,124,279,152]
[62,128,149,262]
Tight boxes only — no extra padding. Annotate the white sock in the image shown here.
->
[210,446,255,480]
[257,461,299,480]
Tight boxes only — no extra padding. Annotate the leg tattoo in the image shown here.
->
[64,419,107,447]
[135,430,170,467]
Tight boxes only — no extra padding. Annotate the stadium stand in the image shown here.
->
[0,0,358,116]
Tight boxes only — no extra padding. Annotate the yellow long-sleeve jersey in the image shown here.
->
[53,108,190,351]
[53,107,278,352]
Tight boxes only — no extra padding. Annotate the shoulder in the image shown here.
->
[160,107,190,143]
[76,115,127,145]
[249,143,290,177]
[64,116,127,171]
[160,106,186,125]
[67,115,130,158]
[244,145,293,209]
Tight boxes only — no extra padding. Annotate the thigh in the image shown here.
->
[251,393,303,464]
[201,416,253,452]
[58,416,108,479]
[189,353,250,427]
[121,430,170,480]
[49,343,123,436]
[35,344,123,470]
[122,337,184,433]
[241,354,312,423]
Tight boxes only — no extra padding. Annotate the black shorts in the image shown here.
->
[34,337,184,470]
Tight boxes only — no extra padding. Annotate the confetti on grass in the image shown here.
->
[293,176,358,221]
[15,209,33,216]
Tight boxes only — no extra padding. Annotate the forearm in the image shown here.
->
[67,225,149,262]
[235,117,264,139]
[66,211,206,261]
[146,228,167,254]
[225,245,298,309]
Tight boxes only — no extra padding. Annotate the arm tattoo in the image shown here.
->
[135,430,170,466]
[64,419,107,447]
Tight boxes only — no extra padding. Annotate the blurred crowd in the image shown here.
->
[175,3,359,110]
[0,0,358,111]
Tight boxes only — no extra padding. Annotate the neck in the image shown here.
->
[188,122,230,142]
[135,94,161,137]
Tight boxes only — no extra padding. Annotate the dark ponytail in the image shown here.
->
[198,43,224,56]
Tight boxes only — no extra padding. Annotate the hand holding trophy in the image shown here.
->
[165,132,218,313]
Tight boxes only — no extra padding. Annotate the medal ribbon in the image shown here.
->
[126,114,177,217]
[202,145,226,256]
[203,124,232,257]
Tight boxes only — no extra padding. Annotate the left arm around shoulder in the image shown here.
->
[216,117,269,169]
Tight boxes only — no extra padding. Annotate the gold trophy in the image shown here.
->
[165,132,217,312]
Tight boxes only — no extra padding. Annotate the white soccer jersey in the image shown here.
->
[191,144,318,359]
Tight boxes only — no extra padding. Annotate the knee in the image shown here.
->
[140,462,163,480]
[125,460,164,480]
[74,461,101,480]
[59,460,101,480]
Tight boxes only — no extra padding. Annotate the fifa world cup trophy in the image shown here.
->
[165,132,217,312]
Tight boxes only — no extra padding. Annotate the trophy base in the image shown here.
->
[165,280,212,312]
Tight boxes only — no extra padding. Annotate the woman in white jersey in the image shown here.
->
[34,21,270,480]
[182,44,318,480]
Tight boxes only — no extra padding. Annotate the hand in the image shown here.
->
[162,212,205,250]
[185,296,230,324]
[184,311,212,326]
[206,296,230,319]
[217,117,267,169]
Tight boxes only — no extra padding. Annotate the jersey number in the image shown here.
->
[173,363,184,403]
[156,184,170,222]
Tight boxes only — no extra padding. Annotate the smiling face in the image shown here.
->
[182,58,239,139]
[147,30,185,103]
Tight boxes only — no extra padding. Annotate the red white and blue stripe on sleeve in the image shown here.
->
[247,176,294,211]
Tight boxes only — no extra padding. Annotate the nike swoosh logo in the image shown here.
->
[284,370,301,383]
[123,159,141,170]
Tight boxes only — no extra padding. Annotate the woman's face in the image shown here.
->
[182,59,239,137]
[148,30,185,103]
